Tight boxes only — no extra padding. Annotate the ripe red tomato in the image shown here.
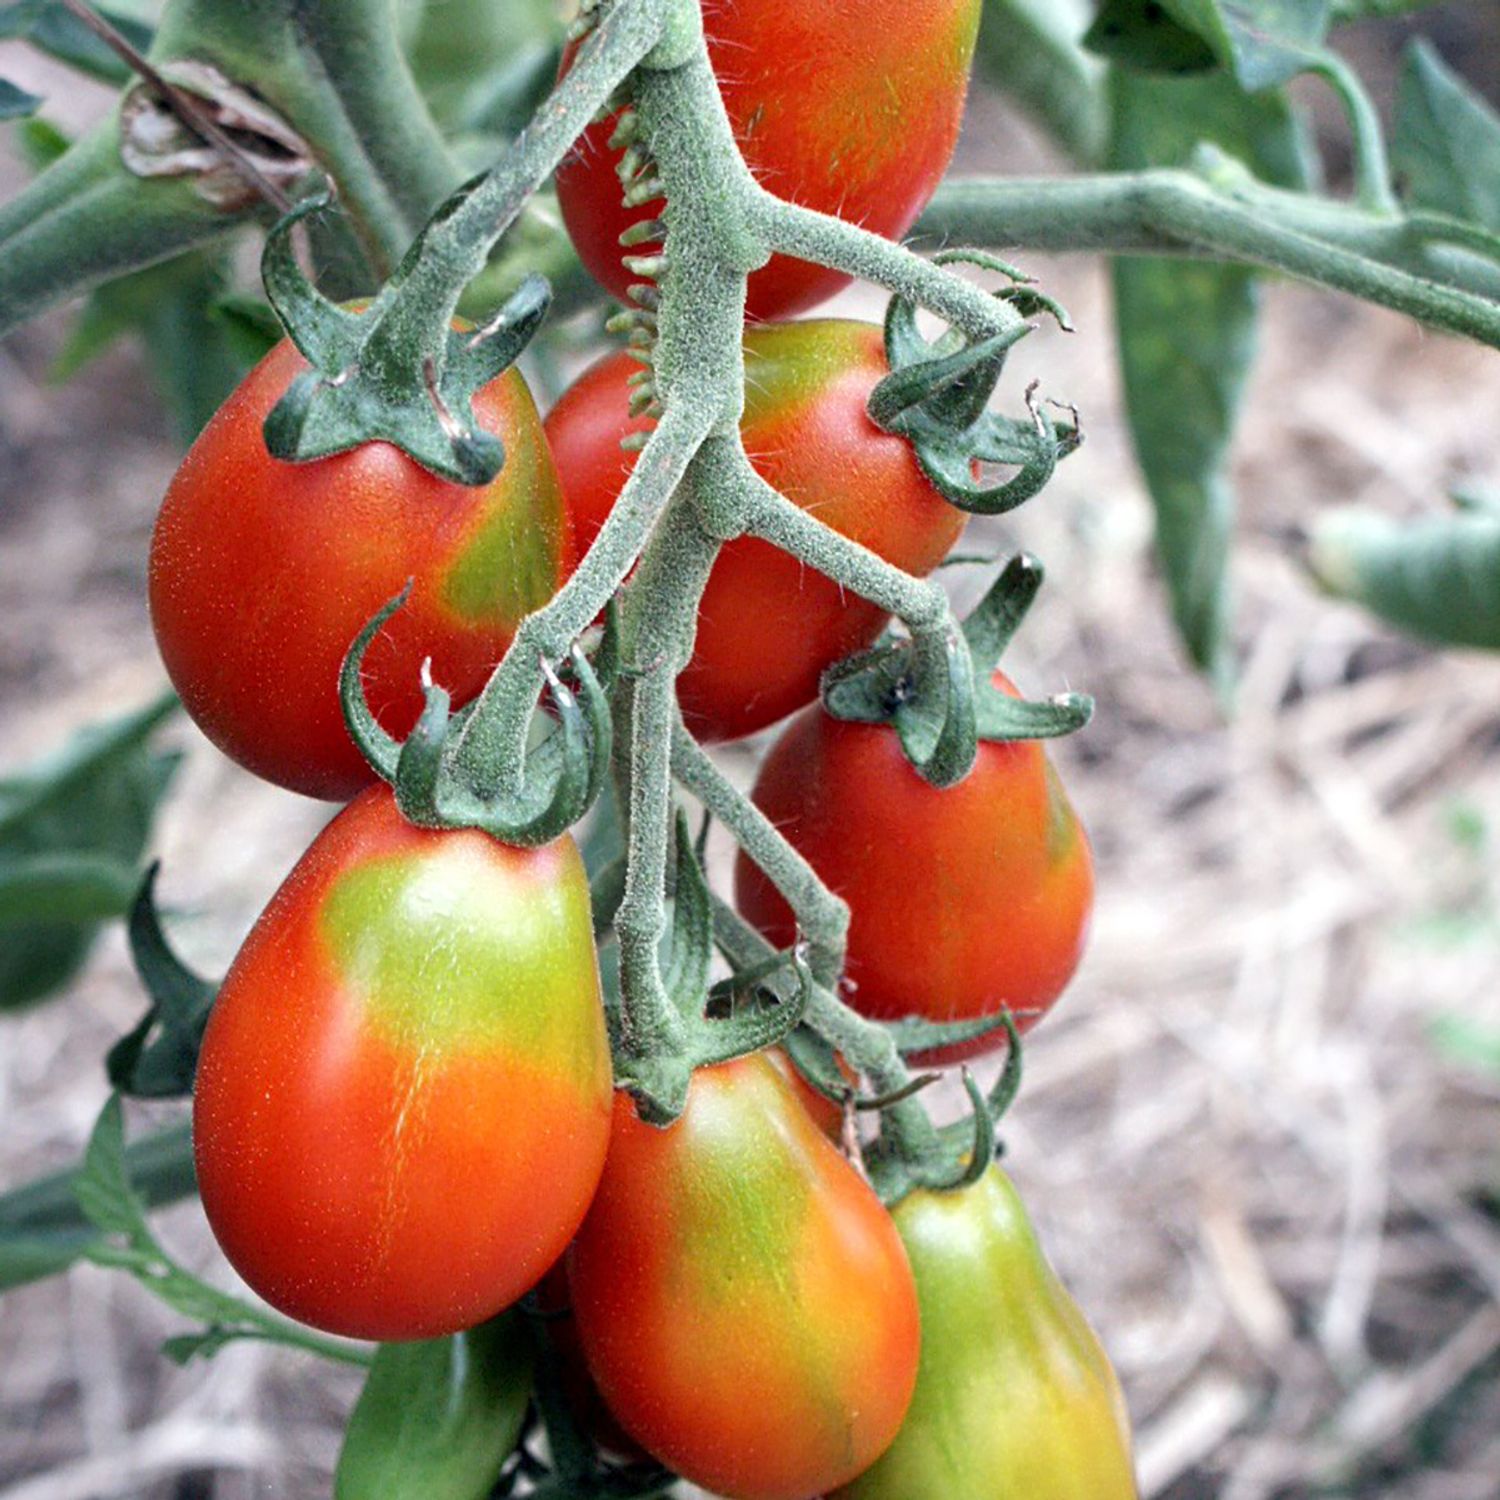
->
[555,0,982,320]
[735,674,1094,1063]
[150,338,567,801]
[193,786,611,1340]
[546,320,966,741]
[832,1167,1138,1498]
[567,1054,920,1500]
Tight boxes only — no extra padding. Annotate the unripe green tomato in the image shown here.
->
[833,1166,1138,1500]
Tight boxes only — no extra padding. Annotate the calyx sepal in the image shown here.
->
[870,250,1080,514]
[258,192,552,486]
[339,590,612,847]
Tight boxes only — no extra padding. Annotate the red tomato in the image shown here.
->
[556,0,982,320]
[150,339,567,801]
[546,320,966,741]
[193,786,611,1340]
[765,1045,855,1141]
[567,1054,920,1500]
[735,675,1094,1063]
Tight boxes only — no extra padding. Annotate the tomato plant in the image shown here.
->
[150,337,567,801]
[547,319,965,740]
[8,0,1499,1494]
[735,671,1095,1061]
[567,1054,921,1500]
[193,786,611,1340]
[555,0,982,321]
[832,1166,1137,1499]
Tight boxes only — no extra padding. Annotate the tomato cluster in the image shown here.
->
[145,1,1134,1494]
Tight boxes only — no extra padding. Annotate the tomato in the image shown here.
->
[832,1167,1138,1499]
[555,0,982,321]
[765,1045,855,1141]
[567,1054,920,1500]
[193,786,611,1340]
[734,674,1094,1063]
[546,320,966,741]
[150,338,567,801]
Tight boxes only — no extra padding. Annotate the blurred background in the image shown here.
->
[3,4,1500,1497]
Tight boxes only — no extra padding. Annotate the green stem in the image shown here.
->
[917,170,1500,346]
[0,124,247,339]
[671,720,849,989]
[152,0,463,272]
[1308,48,1397,217]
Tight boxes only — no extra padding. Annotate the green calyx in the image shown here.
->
[868,250,1082,515]
[339,589,613,849]
[259,195,553,486]
[821,553,1094,789]
[611,814,811,1126]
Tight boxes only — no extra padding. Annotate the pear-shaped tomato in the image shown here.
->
[546,320,966,742]
[193,786,612,1340]
[735,674,1094,1063]
[567,1054,920,1500]
[150,339,567,801]
[833,1167,1138,1499]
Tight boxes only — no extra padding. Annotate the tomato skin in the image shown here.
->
[556,0,982,321]
[567,1054,921,1500]
[149,339,567,801]
[734,675,1094,1063]
[832,1167,1138,1499]
[547,320,966,742]
[192,786,612,1341]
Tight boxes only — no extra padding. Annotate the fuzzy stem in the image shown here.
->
[917,170,1500,343]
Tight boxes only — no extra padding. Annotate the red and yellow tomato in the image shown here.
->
[567,1054,920,1500]
[546,319,966,741]
[193,786,611,1340]
[735,675,1094,1063]
[150,339,567,801]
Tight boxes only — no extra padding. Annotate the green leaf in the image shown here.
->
[1110,67,1307,693]
[107,866,218,1099]
[16,114,69,168]
[0,76,42,118]
[1392,40,1500,232]
[54,252,257,445]
[0,1,154,86]
[0,1121,195,1294]
[1308,503,1500,650]
[73,1094,150,1240]
[208,292,284,366]
[0,692,179,1011]
[335,1317,534,1500]
[1088,0,1331,88]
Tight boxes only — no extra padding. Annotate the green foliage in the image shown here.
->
[0,77,41,118]
[335,1318,534,1500]
[1392,40,1500,230]
[106,866,217,1098]
[1308,498,1500,650]
[0,1,152,86]
[1110,69,1307,693]
[0,1122,196,1294]
[0,693,179,1012]
[72,1095,371,1367]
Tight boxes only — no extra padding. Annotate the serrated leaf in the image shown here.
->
[1392,40,1500,232]
[1308,504,1500,650]
[0,693,178,1011]
[1110,67,1307,693]
[0,1121,195,1294]
[0,76,42,118]
[73,1095,149,1240]
[335,1317,534,1500]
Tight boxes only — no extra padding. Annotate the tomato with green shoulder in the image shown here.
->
[193,786,612,1340]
